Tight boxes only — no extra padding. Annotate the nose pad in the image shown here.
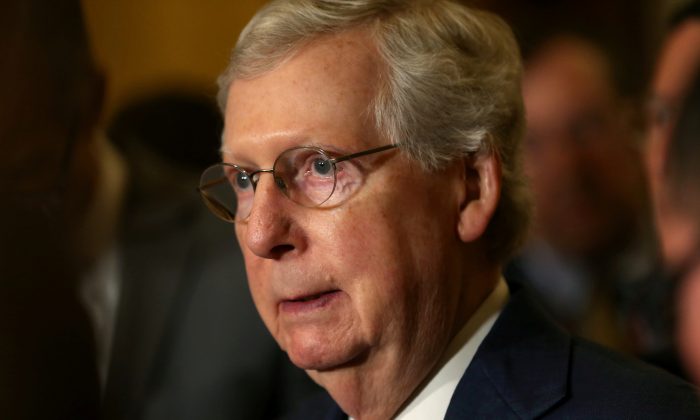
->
[243,175,298,259]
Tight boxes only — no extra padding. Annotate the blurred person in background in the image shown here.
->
[0,1,315,419]
[658,70,700,387]
[646,0,700,384]
[509,32,665,359]
[647,1,700,270]
[1,1,103,418]
[659,71,700,386]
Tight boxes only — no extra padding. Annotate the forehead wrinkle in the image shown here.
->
[224,29,384,165]
[221,131,317,167]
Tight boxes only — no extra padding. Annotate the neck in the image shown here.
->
[311,264,501,420]
[310,345,432,419]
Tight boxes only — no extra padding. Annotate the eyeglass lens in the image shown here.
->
[200,147,342,222]
[199,144,396,223]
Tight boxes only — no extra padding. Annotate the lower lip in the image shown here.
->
[279,290,341,314]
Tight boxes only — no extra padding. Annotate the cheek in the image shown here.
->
[327,198,457,335]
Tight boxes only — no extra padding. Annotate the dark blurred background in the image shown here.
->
[83,0,682,122]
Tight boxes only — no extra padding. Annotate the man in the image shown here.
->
[200,0,700,418]
[646,1,700,384]
[512,34,662,355]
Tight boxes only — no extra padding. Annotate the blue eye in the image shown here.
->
[236,172,251,189]
[313,158,332,176]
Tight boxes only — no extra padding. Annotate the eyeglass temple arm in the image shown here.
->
[333,144,399,163]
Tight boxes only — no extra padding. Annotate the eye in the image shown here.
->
[236,172,252,189]
[224,167,253,193]
[312,157,332,176]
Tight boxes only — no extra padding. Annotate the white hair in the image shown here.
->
[218,0,531,262]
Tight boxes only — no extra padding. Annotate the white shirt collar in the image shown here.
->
[393,278,510,420]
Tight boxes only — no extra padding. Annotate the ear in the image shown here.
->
[456,151,501,243]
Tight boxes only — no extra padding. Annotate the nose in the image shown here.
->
[241,174,302,260]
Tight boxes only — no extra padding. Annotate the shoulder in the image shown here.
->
[463,279,700,418]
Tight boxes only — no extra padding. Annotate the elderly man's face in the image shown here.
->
[223,32,471,386]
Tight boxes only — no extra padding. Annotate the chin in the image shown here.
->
[284,330,367,372]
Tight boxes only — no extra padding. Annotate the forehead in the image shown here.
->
[223,29,383,160]
[653,21,700,101]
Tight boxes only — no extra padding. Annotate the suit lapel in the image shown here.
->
[445,282,570,419]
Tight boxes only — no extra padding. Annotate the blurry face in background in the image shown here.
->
[646,19,700,386]
[522,38,645,260]
[2,76,73,198]
[0,18,100,231]
[646,20,700,268]
[0,10,65,196]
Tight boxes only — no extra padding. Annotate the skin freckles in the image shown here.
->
[223,29,494,419]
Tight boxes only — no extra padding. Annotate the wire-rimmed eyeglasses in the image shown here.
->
[199,144,399,223]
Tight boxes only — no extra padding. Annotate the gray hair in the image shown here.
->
[218,0,531,263]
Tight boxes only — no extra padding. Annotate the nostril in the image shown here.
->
[270,244,295,258]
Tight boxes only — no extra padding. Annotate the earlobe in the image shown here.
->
[456,151,501,243]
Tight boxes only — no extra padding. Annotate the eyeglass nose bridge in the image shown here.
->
[247,168,288,193]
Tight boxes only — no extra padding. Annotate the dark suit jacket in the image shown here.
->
[286,281,700,419]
